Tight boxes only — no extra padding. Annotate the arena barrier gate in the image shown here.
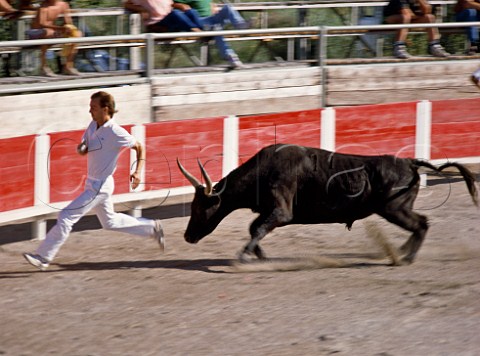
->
[1,98,479,240]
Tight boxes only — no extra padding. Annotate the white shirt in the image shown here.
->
[82,119,136,181]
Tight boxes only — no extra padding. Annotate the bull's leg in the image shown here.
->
[239,204,294,262]
[379,209,429,264]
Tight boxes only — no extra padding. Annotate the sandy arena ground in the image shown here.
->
[1,177,479,356]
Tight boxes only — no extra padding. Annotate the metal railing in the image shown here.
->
[1,21,479,95]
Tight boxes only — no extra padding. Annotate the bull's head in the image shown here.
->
[177,158,223,244]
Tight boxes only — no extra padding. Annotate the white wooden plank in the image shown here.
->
[153,85,321,107]
[154,96,321,121]
[0,85,151,138]
[153,77,321,96]
[327,61,480,79]
[151,66,320,86]
[328,75,475,91]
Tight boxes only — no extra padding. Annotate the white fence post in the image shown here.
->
[415,100,432,187]
[129,125,146,217]
[32,134,50,240]
[321,107,336,151]
[223,115,239,177]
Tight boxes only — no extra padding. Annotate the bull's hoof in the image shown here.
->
[237,251,255,264]
[399,256,414,265]
[237,250,266,264]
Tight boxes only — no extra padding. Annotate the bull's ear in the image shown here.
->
[177,158,202,188]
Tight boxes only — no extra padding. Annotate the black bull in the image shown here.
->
[177,144,478,264]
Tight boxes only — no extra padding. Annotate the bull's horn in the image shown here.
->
[177,158,202,188]
[197,159,213,196]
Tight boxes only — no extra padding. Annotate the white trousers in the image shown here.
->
[36,176,155,262]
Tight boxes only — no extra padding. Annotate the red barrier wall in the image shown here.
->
[112,125,134,195]
[145,117,224,190]
[239,109,321,163]
[335,102,417,157]
[0,135,35,212]
[49,130,87,203]
[431,98,480,160]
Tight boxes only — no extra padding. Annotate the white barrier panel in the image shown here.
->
[415,100,432,187]
[223,115,239,177]
[32,134,50,240]
[321,107,335,151]
[129,125,147,217]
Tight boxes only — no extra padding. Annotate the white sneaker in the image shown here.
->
[226,51,243,68]
[23,253,49,271]
[153,220,165,252]
[429,43,450,57]
[393,44,411,59]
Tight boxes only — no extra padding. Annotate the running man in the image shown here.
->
[24,91,164,271]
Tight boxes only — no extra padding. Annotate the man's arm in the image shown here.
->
[130,141,146,190]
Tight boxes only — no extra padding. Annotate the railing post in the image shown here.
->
[415,100,432,187]
[32,134,50,240]
[321,107,336,151]
[129,125,146,217]
[223,115,239,177]
[145,33,155,79]
[319,26,327,108]
[129,13,142,70]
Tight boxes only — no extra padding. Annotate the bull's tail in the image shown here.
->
[414,160,478,207]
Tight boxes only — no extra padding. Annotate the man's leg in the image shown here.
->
[456,9,478,45]
[160,10,202,32]
[92,177,156,238]
[34,182,100,262]
[210,5,248,29]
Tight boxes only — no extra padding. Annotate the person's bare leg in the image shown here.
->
[39,45,56,77]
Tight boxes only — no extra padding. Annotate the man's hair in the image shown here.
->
[91,91,118,117]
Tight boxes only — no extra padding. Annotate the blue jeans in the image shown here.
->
[201,5,247,59]
[149,9,204,32]
[456,9,480,44]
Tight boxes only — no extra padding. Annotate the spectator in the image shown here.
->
[455,0,480,54]
[0,0,22,19]
[384,0,450,59]
[173,0,248,67]
[123,0,203,33]
[25,0,81,76]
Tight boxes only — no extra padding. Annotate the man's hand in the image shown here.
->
[130,172,141,190]
[77,141,88,155]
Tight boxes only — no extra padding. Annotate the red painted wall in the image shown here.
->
[145,117,224,191]
[431,98,480,160]
[335,102,417,158]
[239,109,322,163]
[2,100,479,217]
[0,135,35,212]
[48,130,87,203]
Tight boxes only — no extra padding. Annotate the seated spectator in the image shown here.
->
[0,0,22,20]
[384,0,450,59]
[455,0,480,54]
[25,0,81,76]
[173,0,248,67]
[123,0,204,33]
